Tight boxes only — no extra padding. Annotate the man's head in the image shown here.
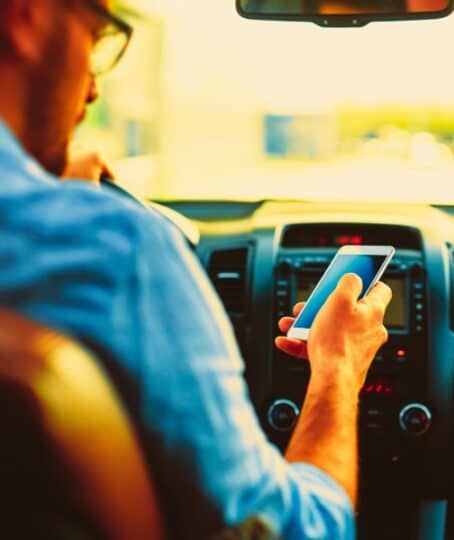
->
[0,0,131,175]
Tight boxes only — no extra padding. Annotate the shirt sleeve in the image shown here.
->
[126,211,355,540]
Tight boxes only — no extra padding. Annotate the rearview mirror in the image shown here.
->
[236,0,453,26]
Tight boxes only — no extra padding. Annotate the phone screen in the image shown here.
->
[292,253,389,330]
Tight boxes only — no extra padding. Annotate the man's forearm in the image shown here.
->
[285,367,360,506]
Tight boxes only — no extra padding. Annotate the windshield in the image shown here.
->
[77,0,454,203]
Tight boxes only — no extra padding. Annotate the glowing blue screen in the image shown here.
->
[293,254,388,329]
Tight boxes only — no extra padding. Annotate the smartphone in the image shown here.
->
[287,245,395,340]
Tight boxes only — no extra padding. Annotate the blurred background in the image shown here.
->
[76,0,454,203]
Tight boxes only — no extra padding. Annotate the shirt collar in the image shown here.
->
[0,120,27,161]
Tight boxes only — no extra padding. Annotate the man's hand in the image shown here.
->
[276,273,392,391]
[62,142,115,186]
[276,273,392,506]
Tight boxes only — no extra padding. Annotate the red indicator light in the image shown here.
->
[361,380,393,395]
[335,234,363,246]
[396,349,407,358]
[335,235,350,246]
[318,235,328,246]
[341,235,350,245]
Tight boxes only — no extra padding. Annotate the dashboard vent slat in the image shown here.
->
[208,248,249,315]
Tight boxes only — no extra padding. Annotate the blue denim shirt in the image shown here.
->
[0,120,354,539]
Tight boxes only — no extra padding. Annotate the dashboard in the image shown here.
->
[162,199,454,540]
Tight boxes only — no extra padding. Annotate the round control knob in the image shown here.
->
[267,399,300,432]
[399,403,432,436]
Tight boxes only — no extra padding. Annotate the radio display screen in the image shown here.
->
[296,275,407,330]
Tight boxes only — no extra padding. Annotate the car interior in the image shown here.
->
[2,0,454,538]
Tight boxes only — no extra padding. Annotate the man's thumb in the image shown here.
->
[336,273,363,303]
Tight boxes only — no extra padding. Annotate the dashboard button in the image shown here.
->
[366,408,383,417]
[366,422,385,430]
[394,348,407,362]
[363,409,386,429]
[276,289,289,297]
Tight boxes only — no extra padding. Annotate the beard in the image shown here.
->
[23,23,78,176]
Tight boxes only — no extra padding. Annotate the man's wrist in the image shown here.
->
[308,358,362,397]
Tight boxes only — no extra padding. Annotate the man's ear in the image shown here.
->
[1,0,54,65]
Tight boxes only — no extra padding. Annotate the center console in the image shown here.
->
[265,223,430,539]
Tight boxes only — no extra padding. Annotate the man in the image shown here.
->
[0,1,392,538]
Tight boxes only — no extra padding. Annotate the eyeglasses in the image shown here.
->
[83,0,133,76]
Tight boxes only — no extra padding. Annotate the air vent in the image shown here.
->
[208,248,249,315]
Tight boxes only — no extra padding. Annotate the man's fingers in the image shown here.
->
[278,316,295,333]
[275,336,308,359]
[361,281,393,312]
[277,303,305,333]
[292,302,305,317]
[63,141,115,184]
